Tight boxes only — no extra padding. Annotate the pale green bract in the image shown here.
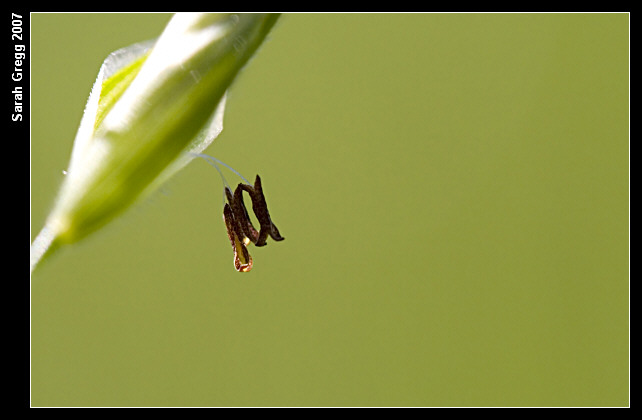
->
[31,13,280,273]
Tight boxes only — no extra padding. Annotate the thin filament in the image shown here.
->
[193,153,230,188]
[191,152,251,185]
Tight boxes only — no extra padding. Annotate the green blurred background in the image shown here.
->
[30,13,629,406]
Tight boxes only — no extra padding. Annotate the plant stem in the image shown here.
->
[30,225,60,274]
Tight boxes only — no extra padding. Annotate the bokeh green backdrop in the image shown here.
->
[30,13,629,406]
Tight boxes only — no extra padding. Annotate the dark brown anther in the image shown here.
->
[223,201,253,272]
[220,175,283,272]
[235,175,284,247]
[232,186,260,244]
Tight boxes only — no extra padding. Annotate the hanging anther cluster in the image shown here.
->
[222,175,284,272]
